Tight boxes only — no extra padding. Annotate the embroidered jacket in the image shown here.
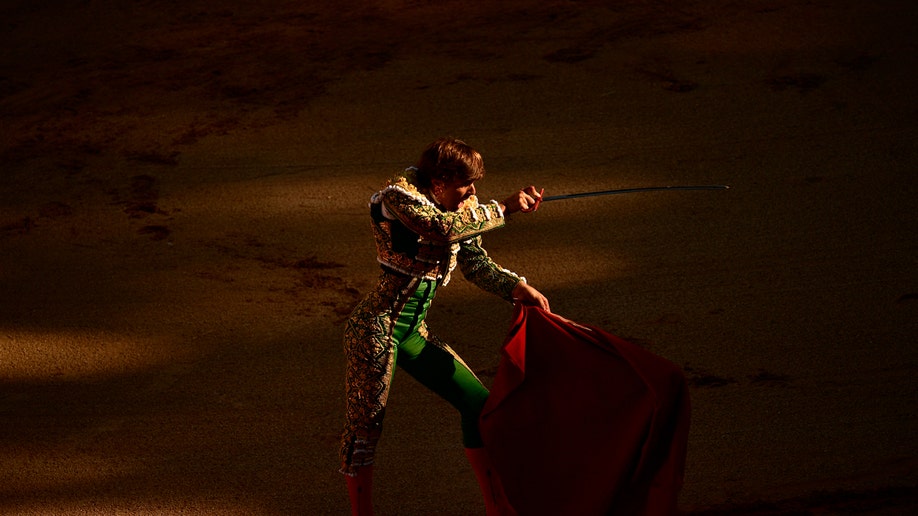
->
[340,173,525,475]
[368,174,523,300]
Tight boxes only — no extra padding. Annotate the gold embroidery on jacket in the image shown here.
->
[340,174,524,474]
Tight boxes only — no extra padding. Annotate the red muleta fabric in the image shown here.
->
[479,304,691,515]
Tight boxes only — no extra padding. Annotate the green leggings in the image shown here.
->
[392,279,489,448]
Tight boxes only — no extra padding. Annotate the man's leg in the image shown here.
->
[346,465,374,516]
[341,316,399,516]
[398,333,516,514]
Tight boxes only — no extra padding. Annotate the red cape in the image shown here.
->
[480,305,690,515]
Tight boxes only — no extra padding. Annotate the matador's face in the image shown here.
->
[433,179,476,211]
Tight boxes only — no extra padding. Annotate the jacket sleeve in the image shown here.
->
[378,186,506,244]
[458,236,523,302]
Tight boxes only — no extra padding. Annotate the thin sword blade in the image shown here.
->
[541,184,730,202]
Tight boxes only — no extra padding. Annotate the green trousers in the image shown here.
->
[392,279,489,448]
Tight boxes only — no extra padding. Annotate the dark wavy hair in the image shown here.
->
[414,137,485,189]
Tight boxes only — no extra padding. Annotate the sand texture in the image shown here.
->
[2,0,916,514]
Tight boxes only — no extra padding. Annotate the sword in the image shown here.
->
[539,184,730,204]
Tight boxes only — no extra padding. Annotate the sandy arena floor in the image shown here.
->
[2,1,916,514]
